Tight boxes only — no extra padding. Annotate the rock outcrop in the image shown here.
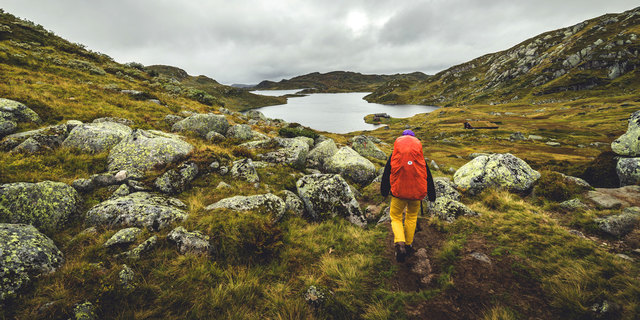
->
[453,153,540,195]
[0,223,64,300]
[230,158,259,183]
[154,162,199,194]
[205,193,286,220]
[324,147,376,185]
[611,110,640,156]
[171,113,229,138]
[86,192,188,231]
[167,226,211,255]
[226,124,255,141]
[595,207,640,237]
[351,135,386,160]
[296,174,366,227]
[280,190,306,216]
[62,121,132,153]
[259,137,309,168]
[0,181,80,233]
[307,138,338,168]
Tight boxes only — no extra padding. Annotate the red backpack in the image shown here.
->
[390,135,428,200]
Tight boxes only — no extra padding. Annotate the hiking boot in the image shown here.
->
[395,242,406,263]
[405,244,415,257]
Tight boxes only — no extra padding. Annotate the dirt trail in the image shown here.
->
[383,218,556,320]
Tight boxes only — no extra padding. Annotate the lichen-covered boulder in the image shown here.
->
[226,124,254,141]
[118,235,157,260]
[453,153,540,195]
[71,301,97,320]
[107,129,193,178]
[324,147,376,185]
[86,192,188,231]
[154,162,199,194]
[164,114,184,126]
[1,124,70,152]
[616,157,640,186]
[307,139,338,168]
[245,110,267,121]
[351,135,386,160]
[280,190,306,216]
[430,198,478,222]
[205,193,286,219]
[296,174,366,227]
[260,137,309,168]
[167,226,210,255]
[0,223,64,300]
[230,158,259,183]
[611,110,640,156]
[62,121,132,153]
[433,177,461,201]
[0,117,17,138]
[0,98,41,124]
[171,113,229,137]
[0,181,80,233]
[103,227,142,248]
[595,207,640,237]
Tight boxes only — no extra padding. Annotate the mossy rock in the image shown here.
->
[62,121,132,153]
[205,193,286,220]
[0,98,41,124]
[0,181,80,234]
[611,110,640,156]
[0,223,64,300]
[296,174,366,227]
[351,135,386,160]
[307,139,338,167]
[226,124,255,141]
[324,147,376,185]
[171,113,229,137]
[617,157,640,187]
[453,153,540,195]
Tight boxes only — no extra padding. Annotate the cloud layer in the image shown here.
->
[2,0,638,83]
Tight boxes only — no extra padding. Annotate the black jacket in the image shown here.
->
[380,152,436,202]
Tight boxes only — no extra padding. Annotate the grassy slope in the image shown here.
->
[1,8,640,320]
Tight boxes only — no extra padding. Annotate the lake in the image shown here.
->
[251,90,438,133]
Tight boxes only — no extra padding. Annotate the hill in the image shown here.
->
[253,70,430,93]
[365,6,640,106]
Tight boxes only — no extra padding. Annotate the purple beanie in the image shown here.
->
[402,129,415,137]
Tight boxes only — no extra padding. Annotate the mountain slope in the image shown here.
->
[254,70,430,93]
[365,6,640,106]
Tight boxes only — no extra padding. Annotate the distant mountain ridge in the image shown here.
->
[253,71,430,93]
[365,6,640,106]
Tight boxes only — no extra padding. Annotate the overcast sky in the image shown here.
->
[2,1,638,84]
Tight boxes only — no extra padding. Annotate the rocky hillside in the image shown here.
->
[365,6,640,106]
[253,70,430,93]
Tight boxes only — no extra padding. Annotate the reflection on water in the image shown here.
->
[251,91,438,134]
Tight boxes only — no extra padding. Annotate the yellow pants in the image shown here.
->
[390,197,420,245]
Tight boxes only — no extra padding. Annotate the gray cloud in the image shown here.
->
[1,0,638,83]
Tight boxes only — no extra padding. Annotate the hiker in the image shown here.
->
[380,129,436,262]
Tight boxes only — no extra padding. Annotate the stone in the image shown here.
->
[72,173,120,192]
[0,181,80,233]
[510,132,526,141]
[433,177,461,201]
[280,190,306,216]
[260,137,309,168]
[1,124,69,152]
[377,207,391,225]
[71,301,97,320]
[453,153,540,195]
[103,227,142,248]
[205,193,286,220]
[546,142,561,147]
[164,114,183,126]
[430,160,440,171]
[324,147,376,185]
[0,98,41,124]
[0,118,17,138]
[154,162,199,194]
[107,129,193,179]
[0,223,64,300]
[93,117,134,126]
[616,157,640,186]
[216,182,232,190]
[117,235,157,260]
[528,135,544,141]
[351,135,386,160]
[226,124,254,140]
[171,113,229,137]
[119,264,135,290]
[230,158,259,183]
[12,137,40,153]
[245,110,267,121]
[595,207,640,237]
[307,139,338,168]
[167,226,211,255]
[559,198,589,210]
[560,173,592,188]
[411,248,433,285]
[470,252,492,265]
[205,131,225,142]
[304,285,328,308]
[86,192,188,231]
[430,197,478,222]
[296,174,366,227]
[585,186,640,209]
[611,110,640,156]
[62,121,132,153]
[114,170,128,181]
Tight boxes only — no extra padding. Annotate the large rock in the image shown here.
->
[351,135,386,160]
[453,153,540,195]
[171,113,229,137]
[430,197,478,222]
[616,157,640,186]
[433,177,461,201]
[85,192,188,231]
[0,98,41,124]
[324,147,376,185]
[230,158,259,183]
[154,162,199,194]
[103,227,142,248]
[595,207,640,237]
[167,226,211,255]
[0,181,80,233]
[205,193,286,219]
[0,223,63,300]
[1,124,70,152]
[62,121,132,153]
[586,186,640,209]
[0,117,17,138]
[245,110,267,121]
[226,124,254,141]
[260,137,309,168]
[611,110,640,156]
[280,190,306,216]
[296,174,366,227]
[107,129,193,178]
[307,139,338,168]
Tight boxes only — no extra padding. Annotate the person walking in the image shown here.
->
[380,130,436,262]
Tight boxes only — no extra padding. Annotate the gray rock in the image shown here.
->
[351,135,386,160]
[1,124,69,152]
[0,181,80,233]
[324,147,376,185]
[430,160,440,171]
[107,129,193,179]
[377,207,391,225]
[433,177,461,201]
[154,162,199,194]
[546,142,561,147]
[611,110,640,156]
[86,192,188,231]
[205,193,286,220]
[304,285,328,308]
[164,114,184,127]
[110,184,130,198]
[216,182,232,190]
[0,98,41,124]
[171,113,229,137]
[205,131,225,142]
[595,207,640,237]
[117,235,157,260]
[103,227,142,248]
[559,198,589,210]
[307,139,338,168]
[93,117,134,126]
[260,137,309,168]
[412,248,434,285]
[167,226,211,255]
[72,173,119,192]
[245,110,267,121]
[71,301,97,320]
[430,197,478,222]
[585,186,640,209]
[12,137,41,153]
[470,252,492,265]
[119,264,135,290]
[616,157,640,186]
[280,190,306,216]
[560,173,592,188]
[510,132,526,141]
[230,158,259,183]
[453,153,540,195]
[226,124,254,141]
[296,174,366,227]
[0,223,63,300]
[0,118,17,138]
[62,122,132,153]
[528,135,544,141]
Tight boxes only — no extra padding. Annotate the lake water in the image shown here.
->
[251,90,438,133]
